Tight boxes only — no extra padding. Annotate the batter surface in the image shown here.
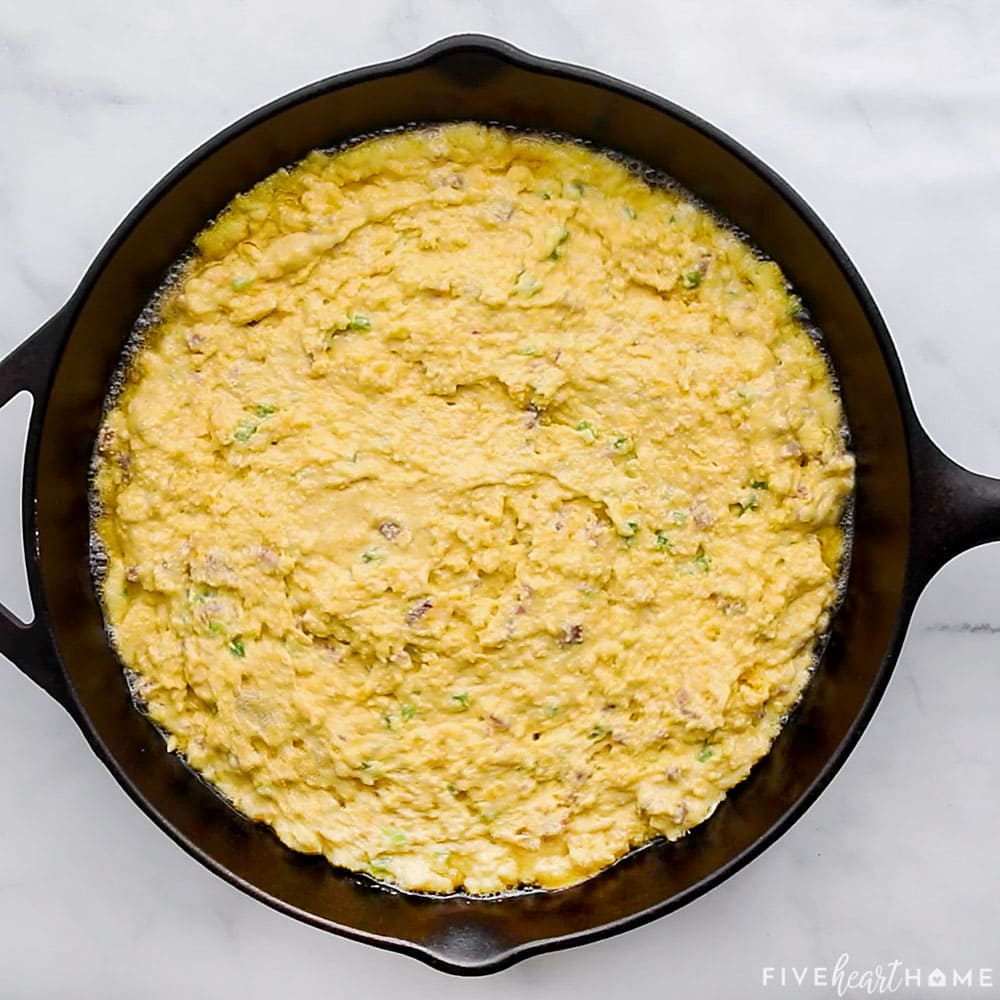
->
[93,124,854,894]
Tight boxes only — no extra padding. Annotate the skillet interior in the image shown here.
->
[31,38,913,972]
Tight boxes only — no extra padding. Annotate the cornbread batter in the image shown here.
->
[93,124,854,894]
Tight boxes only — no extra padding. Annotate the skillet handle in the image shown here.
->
[0,310,73,710]
[908,422,1000,590]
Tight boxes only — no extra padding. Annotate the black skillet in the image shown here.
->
[2,35,998,975]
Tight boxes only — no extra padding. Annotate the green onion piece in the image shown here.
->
[692,545,710,572]
[654,531,673,552]
[574,420,598,443]
[361,548,381,564]
[207,621,224,636]
[253,404,277,418]
[749,479,769,491]
[401,704,416,721]
[697,744,715,762]
[547,226,571,260]
[682,270,702,289]
[451,693,471,711]
[228,637,246,658]
[348,314,371,331]
[233,419,257,443]
[187,585,212,604]
[514,272,541,296]
[670,510,688,525]
[368,856,392,876]
[230,275,255,291]
[386,829,408,847]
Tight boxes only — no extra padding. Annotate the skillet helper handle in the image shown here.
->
[0,311,72,709]
[909,423,1000,588]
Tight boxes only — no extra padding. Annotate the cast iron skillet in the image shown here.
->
[1,35,998,976]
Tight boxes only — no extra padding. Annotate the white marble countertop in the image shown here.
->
[1,2,999,996]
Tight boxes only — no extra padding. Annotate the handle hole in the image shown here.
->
[0,391,35,625]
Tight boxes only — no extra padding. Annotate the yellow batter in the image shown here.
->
[93,124,854,895]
